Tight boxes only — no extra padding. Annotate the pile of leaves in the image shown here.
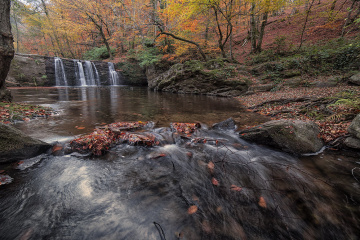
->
[171,122,201,137]
[70,121,158,155]
[0,102,54,124]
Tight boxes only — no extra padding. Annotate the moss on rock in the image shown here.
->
[0,123,51,163]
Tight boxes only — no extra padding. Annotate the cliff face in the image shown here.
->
[6,54,116,87]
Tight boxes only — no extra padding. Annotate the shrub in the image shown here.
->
[137,47,162,67]
[83,46,116,60]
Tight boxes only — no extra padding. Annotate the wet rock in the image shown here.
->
[348,114,360,139]
[212,118,236,131]
[0,123,51,163]
[349,72,360,85]
[344,137,360,150]
[239,120,323,154]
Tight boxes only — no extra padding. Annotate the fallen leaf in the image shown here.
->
[76,126,85,130]
[18,161,24,165]
[186,152,193,157]
[258,196,267,208]
[52,145,63,152]
[211,177,219,186]
[230,184,242,192]
[187,205,198,215]
[151,153,166,159]
[0,170,5,174]
[207,161,215,172]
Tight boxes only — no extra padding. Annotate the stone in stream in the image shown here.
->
[239,120,324,154]
[344,114,360,150]
[211,117,236,131]
[0,123,51,163]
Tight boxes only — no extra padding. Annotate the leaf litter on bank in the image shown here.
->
[237,87,360,143]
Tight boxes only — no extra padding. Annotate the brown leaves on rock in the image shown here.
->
[70,121,157,155]
[0,174,13,186]
[207,161,215,173]
[171,122,201,136]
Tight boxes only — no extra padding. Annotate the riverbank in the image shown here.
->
[237,85,360,146]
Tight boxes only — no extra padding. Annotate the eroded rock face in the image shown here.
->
[239,120,324,154]
[0,123,51,163]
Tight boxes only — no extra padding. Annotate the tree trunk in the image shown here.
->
[0,0,14,102]
[250,3,257,53]
[256,12,268,53]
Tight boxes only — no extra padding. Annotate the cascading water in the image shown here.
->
[55,58,121,86]
[76,61,87,86]
[108,62,120,85]
[54,57,68,86]
[84,61,98,86]
[92,62,101,86]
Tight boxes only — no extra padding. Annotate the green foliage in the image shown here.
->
[83,46,116,60]
[137,47,162,68]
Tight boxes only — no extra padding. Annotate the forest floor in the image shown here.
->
[237,85,360,146]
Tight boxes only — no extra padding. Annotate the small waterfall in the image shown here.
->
[108,62,120,85]
[54,57,68,86]
[77,61,87,86]
[85,61,97,86]
[92,62,101,86]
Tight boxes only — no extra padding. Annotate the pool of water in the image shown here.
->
[0,87,359,240]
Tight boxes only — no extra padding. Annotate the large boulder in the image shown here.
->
[148,60,249,97]
[0,123,51,163]
[239,120,324,154]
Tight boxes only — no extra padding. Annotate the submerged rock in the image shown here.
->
[239,120,324,154]
[0,123,51,163]
[211,117,236,130]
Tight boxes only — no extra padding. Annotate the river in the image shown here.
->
[0,86,359,240]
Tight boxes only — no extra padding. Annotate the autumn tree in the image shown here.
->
[0,0,14,102]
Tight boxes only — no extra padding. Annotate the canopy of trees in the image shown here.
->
[10,0,360,61]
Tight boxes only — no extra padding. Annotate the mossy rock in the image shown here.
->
[204,58,225,70]
[0,123,51,163]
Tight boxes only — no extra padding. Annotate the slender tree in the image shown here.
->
[0,0,14,102]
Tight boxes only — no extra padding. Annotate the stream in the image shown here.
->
[0,87,359,240]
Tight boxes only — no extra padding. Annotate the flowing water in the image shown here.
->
[0,87,359,240]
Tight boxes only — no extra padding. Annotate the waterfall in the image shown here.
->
[54,57,68,86]
[77,61,87,86]
[85,61,97,86]
[92,62,101,86]
[108,62,120,85]
[54,58,123,86]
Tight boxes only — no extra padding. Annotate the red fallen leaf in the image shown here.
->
[211,177,219,186]
[230,184,242,192]
[207,161,215,172]
[23,118,30,122]
[0,170,5,174]
[187,205,198,215]
[76,126,85,130]
[258,196,267,208]
[186,152,192,157]
[52,145,63,152]
[152,153,166,159]
[18,161,24,165]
